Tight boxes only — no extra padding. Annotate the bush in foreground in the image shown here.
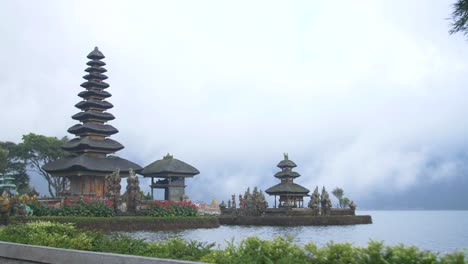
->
[0,222,465,263]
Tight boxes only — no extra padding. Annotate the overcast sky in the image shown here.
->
[1,0,468,206]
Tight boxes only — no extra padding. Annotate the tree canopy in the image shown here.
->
[15,133,69,197]
[450,0,468,36]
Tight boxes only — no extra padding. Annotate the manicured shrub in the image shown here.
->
[0,221,100,250]
[26,196,114,217]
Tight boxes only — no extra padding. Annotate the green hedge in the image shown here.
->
[11,216,219,232]
[0,221,466,263]
[26,197,114,217]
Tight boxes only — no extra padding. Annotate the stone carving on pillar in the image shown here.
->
[126,168,140,213]
[231,194,236,208]
[320,187,332,215]
[105,169,121,213]
[239,194,245,209]
[308,186,320,215]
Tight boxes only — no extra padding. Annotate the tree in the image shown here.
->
[0,146,7,173]
[16,133,68,198]
[331,187,344,208]
[341,197,351,208]
[449,0,468,36]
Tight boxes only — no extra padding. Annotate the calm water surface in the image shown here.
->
[123,211,468,253]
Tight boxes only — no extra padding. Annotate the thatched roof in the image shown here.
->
[75,99,113,110]
[43,154,142,175]
[67,123,118,136]
[72,111,115,122]
[265,182,310,195]
[62,138,123,152]
[141,154,199,177]
[274,171,301,179]
[87,47,105,60]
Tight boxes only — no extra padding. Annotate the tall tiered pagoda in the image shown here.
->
[141,154,199,201]
[43,47,142,197]
[265,154,309,208]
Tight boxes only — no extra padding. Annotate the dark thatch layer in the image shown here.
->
[87,47,105,60]
[75,99,113,110]
[78,90,111,99]
[72,111,115,121]
[83,73,108,80]
[277,159,297,168]
[141,155,199,177]
[265,182,310,195]
[86,60,106,67]
[85,66,107,73]
[43,154,142,174]
[274,171,301,179]
[62,138,124,152]
[67,123,118,136]
[80,80,110,89]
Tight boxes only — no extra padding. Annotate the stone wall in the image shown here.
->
[220,207,355,217]
[0,241,202,264]
[329,208,355,215]
[219,215,372,226]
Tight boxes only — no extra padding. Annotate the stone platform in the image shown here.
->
[219,215,372,226]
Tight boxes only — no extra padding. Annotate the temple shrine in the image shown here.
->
[141,154,199,201]
[265,154,310,208]
[43,47,142,197]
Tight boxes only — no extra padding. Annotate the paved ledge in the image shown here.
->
[0,241,203,264]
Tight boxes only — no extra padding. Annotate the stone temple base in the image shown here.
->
[219,215,372,226]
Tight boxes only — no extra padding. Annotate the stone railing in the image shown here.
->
[0,241,203,264]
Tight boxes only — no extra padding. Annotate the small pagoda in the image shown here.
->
[140,154,199,201]
[43,47,142,197]
[265,154,309,208]
[0,173,16,194]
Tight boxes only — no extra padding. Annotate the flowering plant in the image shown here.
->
[147,200,198,217]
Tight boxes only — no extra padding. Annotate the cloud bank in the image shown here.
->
[1,0,468,207]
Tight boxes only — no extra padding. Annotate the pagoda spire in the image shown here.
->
[43,47,142,197]
[62,47,122,155]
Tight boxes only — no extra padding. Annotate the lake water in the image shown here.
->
[123,211,468,254]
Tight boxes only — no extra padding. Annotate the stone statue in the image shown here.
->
[126,168,141,213]
[284,153,289,160]
[349,201,356,210]
[105,169,121,212]
[239,194,245,209]
[308,186,320,213]
[320,187,332,215]
[231,194,236,208]
[227,199,231,208]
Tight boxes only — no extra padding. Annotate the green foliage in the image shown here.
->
[332,187,345,208]
[450,0,468,36]
[0,145,7,173]
[202,236,310,263]
[26,197,114,217]
[0,221,466,263]
[15,133,68,197]
[0,221,100,250]
[148,238,215,261]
